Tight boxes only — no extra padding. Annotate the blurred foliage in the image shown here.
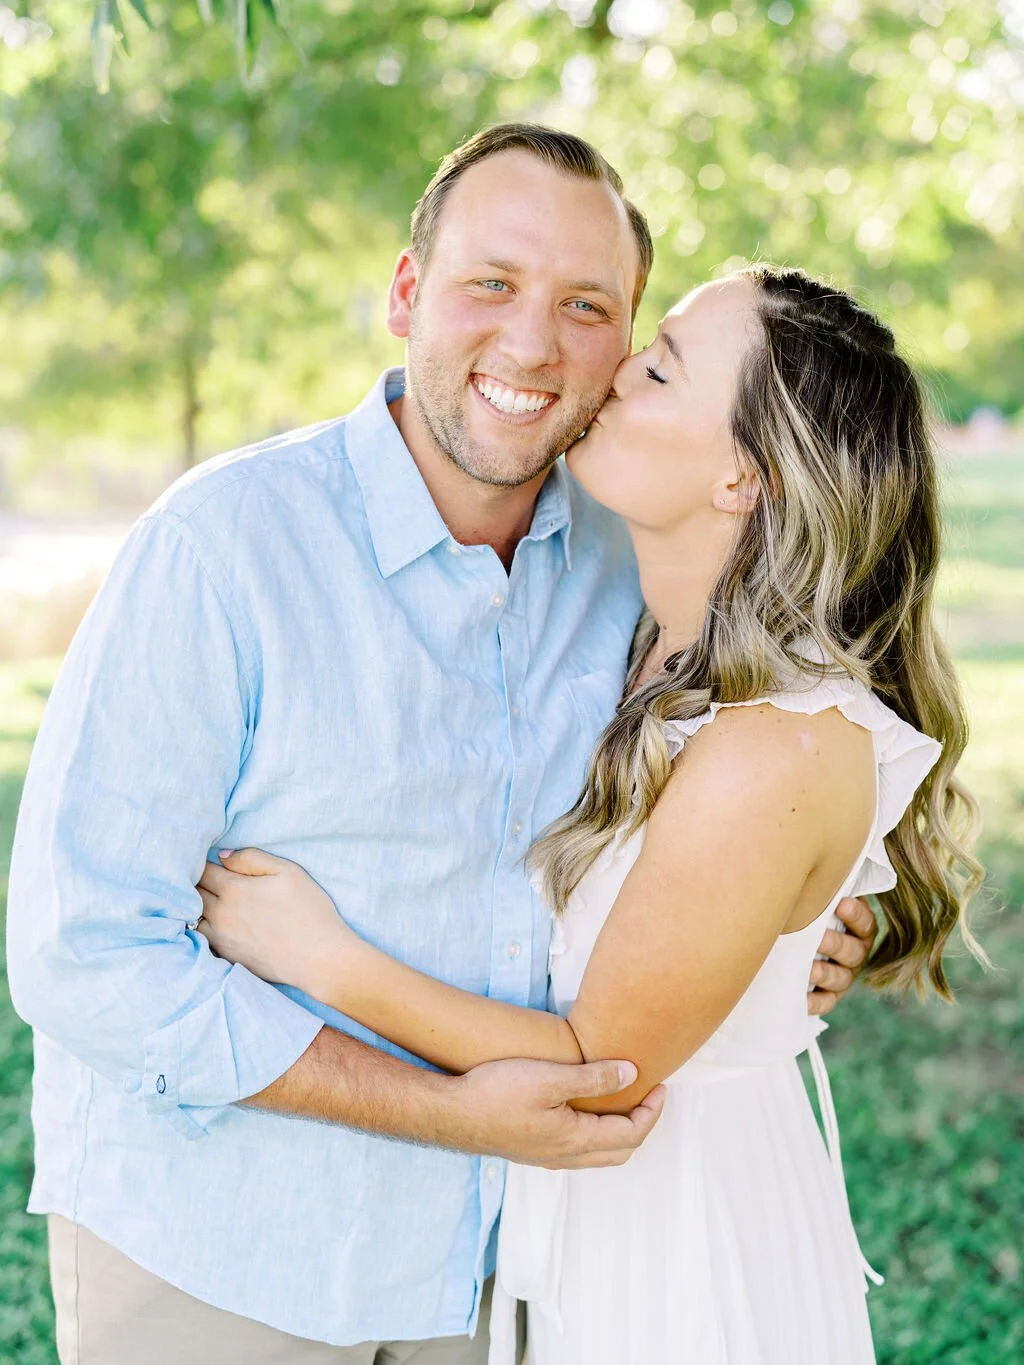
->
[0,0,1022,473]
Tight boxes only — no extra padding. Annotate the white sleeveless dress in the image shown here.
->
[488,673,941,1365]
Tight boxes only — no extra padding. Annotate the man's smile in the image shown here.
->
[471,372,559,417]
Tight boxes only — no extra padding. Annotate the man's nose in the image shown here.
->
[497,298,560,374]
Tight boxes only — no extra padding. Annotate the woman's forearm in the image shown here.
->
[308,937,584,1075]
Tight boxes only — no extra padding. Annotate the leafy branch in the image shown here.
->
[90,0,286,91]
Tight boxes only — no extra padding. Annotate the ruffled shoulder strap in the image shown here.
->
[662,673,942,900]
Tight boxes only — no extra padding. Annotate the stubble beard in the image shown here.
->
[405,319,607,490]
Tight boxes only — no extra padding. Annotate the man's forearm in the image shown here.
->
[241,1026,469,1150]
[243,1026,667,1169]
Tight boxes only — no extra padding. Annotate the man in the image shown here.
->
[8,124,875,1364]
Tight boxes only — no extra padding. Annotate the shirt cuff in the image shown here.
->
[141,963,324,1140]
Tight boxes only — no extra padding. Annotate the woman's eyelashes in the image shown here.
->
[646,364,667,384]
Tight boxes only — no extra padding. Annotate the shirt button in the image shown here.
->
[446,542,461,556]
[155,1075,167,1095]
[507,941,522,960]
[510,704,520,718]
[512,820,523,836]
[485,1163,498,1181]
[491,593,505,608]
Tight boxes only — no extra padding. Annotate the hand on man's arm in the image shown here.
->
[808,896,878,1017]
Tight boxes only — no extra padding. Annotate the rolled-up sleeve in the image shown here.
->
[6,512,323,1139]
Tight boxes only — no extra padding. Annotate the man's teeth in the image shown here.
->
[474,378,555,414]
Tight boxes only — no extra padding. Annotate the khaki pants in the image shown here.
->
[49,1216,514,1365]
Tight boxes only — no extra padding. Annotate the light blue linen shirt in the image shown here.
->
[7,368,642,1346]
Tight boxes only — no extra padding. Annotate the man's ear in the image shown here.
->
[387,250,420,340]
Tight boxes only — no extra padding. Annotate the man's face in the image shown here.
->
[390,150,639,489]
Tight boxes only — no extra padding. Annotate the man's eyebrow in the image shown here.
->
[565,278,622,299]
[660,330,687,374]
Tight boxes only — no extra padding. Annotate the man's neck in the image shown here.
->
[388,395,549,574]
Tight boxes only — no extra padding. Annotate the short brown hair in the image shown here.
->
[410,122,653,317]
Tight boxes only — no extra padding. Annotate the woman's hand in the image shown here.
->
[196,848,356,997]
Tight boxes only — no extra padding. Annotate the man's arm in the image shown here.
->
[6,513,324,1138]
[246,1028,664,1169]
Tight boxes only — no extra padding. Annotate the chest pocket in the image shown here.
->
[566,668,623,749]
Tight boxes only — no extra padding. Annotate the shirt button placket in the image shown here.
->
[494,588,532,1006]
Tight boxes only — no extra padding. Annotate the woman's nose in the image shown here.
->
[609,353,637,397]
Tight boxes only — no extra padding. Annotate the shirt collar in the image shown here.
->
[344,369,450,579]
[524,456,574,570]
[345,367,574,577]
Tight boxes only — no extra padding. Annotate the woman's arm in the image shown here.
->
[565,703,874,1110]
[199,704,875,1112]
[315,934,586,1073]
[197,852,585,1074]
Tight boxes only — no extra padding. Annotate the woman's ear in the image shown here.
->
[714,467,761,515]
[386,250,420,340]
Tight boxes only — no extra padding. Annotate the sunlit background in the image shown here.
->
[1,3,1022,1362]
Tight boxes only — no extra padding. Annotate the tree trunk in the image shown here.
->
[182,343,201,470]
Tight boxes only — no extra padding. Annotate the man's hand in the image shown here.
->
[244,1027,665,1165]
[808,896,878,1017]
[454,1056,666,1169]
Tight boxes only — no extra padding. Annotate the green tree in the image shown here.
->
[0,0,1020,482]
[0,1,523,468]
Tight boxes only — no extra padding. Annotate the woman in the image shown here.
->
[196,266,983,1363]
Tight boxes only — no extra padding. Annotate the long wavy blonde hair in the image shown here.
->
[530,265,984,999]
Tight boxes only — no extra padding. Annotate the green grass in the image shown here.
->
[1,455,1023,1362]
[0,661,62,1364]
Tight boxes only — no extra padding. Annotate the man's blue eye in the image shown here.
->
[481,280,508,291]
[570,300,598,312]
[646,365,667,384]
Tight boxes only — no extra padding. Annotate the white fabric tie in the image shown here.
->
[808,1024,885,1288]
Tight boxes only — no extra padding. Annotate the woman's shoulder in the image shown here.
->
[660,669,872,763]
[665,692,875,791]
[641,694,873,901]
[661,659,938,763]
[652,667,942,885]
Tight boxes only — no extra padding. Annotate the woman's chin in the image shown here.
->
[565,437,619,514]
[564,440,592,489]
[565,424,599,477]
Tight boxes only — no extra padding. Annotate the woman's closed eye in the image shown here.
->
[646,364,667,384]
